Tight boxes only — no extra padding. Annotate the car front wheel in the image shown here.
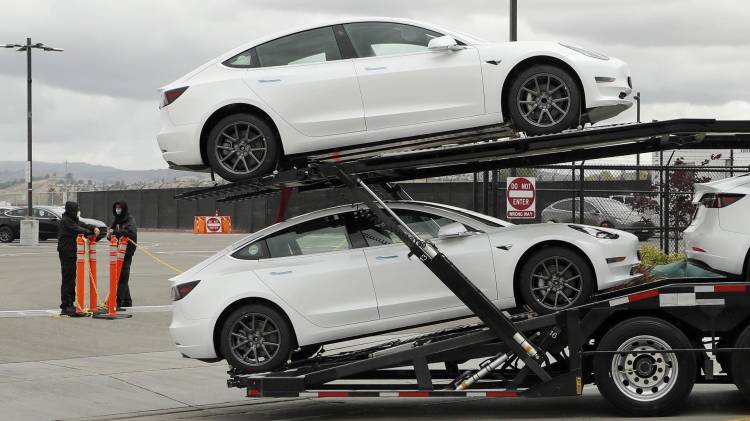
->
[0,226,13,243]
[518,246,594,314]
[207,113,280,182]
[507,64,582,135]
[220,304,293,374]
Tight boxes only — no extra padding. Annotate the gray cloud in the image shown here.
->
[0,0,747,169]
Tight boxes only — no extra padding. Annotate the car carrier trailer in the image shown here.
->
[177,119,750,416]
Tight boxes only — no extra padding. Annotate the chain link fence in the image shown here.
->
[472,160,750,254]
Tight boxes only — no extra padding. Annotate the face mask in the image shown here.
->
[115,208,122,216]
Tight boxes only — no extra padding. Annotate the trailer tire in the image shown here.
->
[594,317,696,416]
[731,324,750,402]
[220,304,292,374]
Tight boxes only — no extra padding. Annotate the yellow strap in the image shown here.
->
[125,238,183,274]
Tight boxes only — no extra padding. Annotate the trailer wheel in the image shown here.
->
[731,324,750,402]
[594,317,696,416]
[220,304,292,374]
[518,246,594,314]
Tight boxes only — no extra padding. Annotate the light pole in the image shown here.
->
[634,92,641,179]
[2,38,63,245]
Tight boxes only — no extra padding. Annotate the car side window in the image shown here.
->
[235,214,353,260]
[583,202,597,213]
[554,200,572,211]
[7,208,25,217]
[355,209,469,247]
[224,49,256,68]
[255,26,342,67]
[343,22,443,58]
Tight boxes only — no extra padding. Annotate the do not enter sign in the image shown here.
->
[206,216,222,233]
[506,177,536,219]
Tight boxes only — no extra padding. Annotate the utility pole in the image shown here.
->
[509,0,518,42]
[634,92,641,180]
[2,39,63,245]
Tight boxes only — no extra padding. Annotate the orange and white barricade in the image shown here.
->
[75,235,86,313]
[194,215,232,234]
[93,236,132,320]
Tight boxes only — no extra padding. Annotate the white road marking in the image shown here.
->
[0,305,172,318]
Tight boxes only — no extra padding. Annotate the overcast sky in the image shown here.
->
[0,0,748,170]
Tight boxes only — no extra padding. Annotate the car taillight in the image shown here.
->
[160,86,188,108]
[700,193,745,208]
[171,280,200,301]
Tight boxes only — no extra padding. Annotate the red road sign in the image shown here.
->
[206,216,222,232]
[506,177,536,219]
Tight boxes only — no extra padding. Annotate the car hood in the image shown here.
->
[80,217,107,228]
[491,222,632,239]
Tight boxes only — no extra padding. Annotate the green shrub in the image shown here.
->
[639,243,685,267]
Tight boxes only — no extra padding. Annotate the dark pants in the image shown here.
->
[117,253,133,307]
[59,253,77,310]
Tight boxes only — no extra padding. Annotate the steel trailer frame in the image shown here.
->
[177,119,750,414]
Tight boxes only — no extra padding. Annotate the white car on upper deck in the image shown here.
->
[157,17,633,181]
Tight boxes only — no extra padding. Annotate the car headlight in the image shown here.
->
[568,225,619,240]
[559,43,609,60]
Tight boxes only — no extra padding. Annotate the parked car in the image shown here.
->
[0,206,107,243]
[541,197,655,241]
[609,194,659,226]
[169,201,640,373]
[158,17,633,182]
[684,173,750,278]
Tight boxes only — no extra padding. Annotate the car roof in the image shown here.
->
[231,199,509,248]
[216,17,485,63]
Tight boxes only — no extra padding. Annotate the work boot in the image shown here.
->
[60,306,80,316]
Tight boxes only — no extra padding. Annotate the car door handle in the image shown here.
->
[270,270,292,276]
[364,66,387,71]
[375,255,398,260]
[258,79,281,83]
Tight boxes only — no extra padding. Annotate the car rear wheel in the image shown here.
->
[507,64,582,135]
[594,317,696,416]
[220,304,293,374]
[0,226,13,243]
[207,113,280,182]
[518,246,594,314]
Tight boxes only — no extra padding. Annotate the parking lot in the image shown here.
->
[0,231,745,420]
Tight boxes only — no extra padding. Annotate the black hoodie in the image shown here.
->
[57,201,95,255]
[110,201,137,256]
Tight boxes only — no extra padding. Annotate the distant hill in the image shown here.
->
[0,161,209,185]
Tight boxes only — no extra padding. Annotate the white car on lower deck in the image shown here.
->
[684,173,750,277]
[169,201,640,373]
[158,17,632,182]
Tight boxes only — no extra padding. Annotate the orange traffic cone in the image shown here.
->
[75,234,86,314]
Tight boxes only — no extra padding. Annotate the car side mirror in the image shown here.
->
[437,222,472,239]
[428,35,463,51]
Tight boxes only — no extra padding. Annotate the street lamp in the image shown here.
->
[1,38,63,245]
